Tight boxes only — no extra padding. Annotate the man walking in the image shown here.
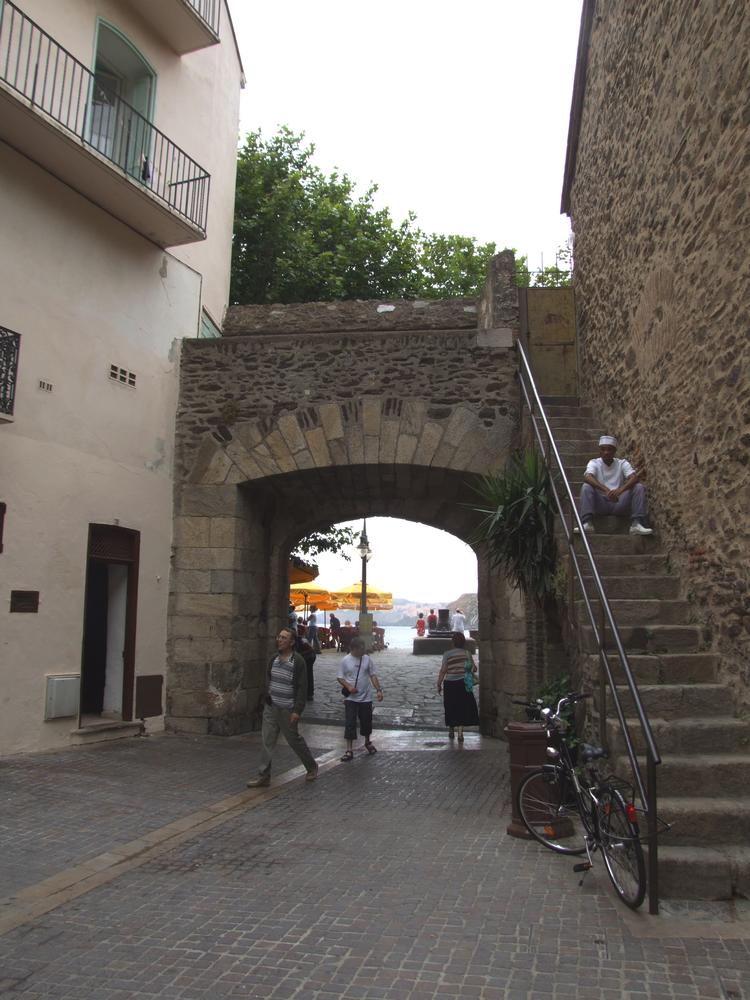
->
[578,435,653,535]
[247,627,319,787]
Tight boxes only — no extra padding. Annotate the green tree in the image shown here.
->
[230,127,496,304]
[291,524,356,561]
[514,245,572,288]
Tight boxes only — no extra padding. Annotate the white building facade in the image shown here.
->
[0,0,244,753]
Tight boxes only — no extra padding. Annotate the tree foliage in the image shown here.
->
[514,245,572,288]
[471,450,557,604]
[230,127,497,304]
[291,525,356,561]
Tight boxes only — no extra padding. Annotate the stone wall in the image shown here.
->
[567,2,750,706]
[169,252,549,737]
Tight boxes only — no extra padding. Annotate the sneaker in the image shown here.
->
[574,521,595,534]
[629,521,653,536]
[246,775,270,788]
[305,763,319,782]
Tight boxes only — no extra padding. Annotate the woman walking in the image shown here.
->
[437,632,479,742]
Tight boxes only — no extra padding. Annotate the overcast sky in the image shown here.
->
[226,0,583,600]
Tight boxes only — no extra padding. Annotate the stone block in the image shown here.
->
[210,570,251,595]
[209,662,245,691]
[347,428,365,465]
[171,570,210,594]
[417,421,444,464]
[173,547,239,571]
[401,399,427,437]
[178,484,242,518]
[209,517,239,548]
[189,439,233,485]
[174,593,235,616]
[361,397,382,437]
[169,617,233,640]
[264,430,296,472]
[432,440,456,468]
[293,447,315,470]
[249,444,281,477]
[277,413,307,454]
[305,426,332,467]
[165,715,209,735]
[172,637,232,662]
[319,402,344,441]
[395,433,418,464]
[364,435,380,464]
[476,327,514,348]
[224,440,263,480]
[167,662,210,687]
[233,421,263,450]
[444,406,477,448]
[378,420,399,463]
[174,516,209,548]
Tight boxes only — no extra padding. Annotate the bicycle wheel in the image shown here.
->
[597,785,647,909]
[517,767,588,855]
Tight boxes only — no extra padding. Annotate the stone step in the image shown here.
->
[656,845,750,900]
[572,533,658,554]
[585,652,719,685]
[70,721,144,745]
[544,404,594,417]
[547,423,602,436]
[615,754,750,798]
[576,597,691,625]
[577,553,670,575]
[654,797,750,847]
[576,574,680,599]
[606,716,750,755]
[580,622,705,654]
[601,683,734,720]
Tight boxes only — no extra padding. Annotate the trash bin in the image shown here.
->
[505,721,550,838]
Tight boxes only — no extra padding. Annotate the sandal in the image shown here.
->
[364,742,378,755]
[340,750,354,762]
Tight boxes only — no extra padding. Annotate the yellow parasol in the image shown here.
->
[288,556,319,585]
[329,583,393,612]
[289,583,334,611]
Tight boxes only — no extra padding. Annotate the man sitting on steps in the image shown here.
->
[577,434,653,536]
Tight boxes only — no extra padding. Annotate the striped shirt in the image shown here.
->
[439,648,476,684]
[268,654,296,709]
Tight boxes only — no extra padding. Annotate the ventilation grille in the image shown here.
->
[109,364,136,388]
[38,380,53,392]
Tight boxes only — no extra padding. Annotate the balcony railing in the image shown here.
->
[1,327,21,418]
[187,0,221,37]
[0,1,210,237]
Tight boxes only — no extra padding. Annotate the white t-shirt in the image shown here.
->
[584,456,635,490]
[451,612,466,632]
[337,653,376,703]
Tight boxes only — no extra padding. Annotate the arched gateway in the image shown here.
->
[168,253,538,739]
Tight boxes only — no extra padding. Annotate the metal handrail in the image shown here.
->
[515,339,662,914]
[187,0,221,36]
[0,1,210,234]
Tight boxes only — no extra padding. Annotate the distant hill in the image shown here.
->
[376,595,478,628]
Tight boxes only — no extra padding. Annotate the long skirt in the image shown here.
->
[443,679,479,727]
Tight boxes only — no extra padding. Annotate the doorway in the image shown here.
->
[80,525,139,723]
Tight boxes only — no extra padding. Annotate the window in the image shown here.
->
[88,23,156,182]
[199,310,222,339]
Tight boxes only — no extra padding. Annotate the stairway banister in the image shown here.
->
[515,342,662,913]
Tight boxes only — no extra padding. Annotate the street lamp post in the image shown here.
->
[357,519,373,649]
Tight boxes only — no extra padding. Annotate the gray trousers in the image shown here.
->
[257,702,316,777]
[579,481,648,521]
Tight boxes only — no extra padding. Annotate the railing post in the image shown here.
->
[647,748,659,914]
[599,601,607,750]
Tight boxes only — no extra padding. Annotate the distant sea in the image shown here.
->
[382,625,416,650]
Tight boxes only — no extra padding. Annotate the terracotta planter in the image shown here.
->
[505,721,551,838]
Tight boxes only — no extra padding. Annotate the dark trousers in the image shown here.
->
[344,699,373,741]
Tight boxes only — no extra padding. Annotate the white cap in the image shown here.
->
[598,435,617,447]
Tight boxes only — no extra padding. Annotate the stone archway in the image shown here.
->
[168,252,537,738]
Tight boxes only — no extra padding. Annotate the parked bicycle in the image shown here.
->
[515,692,647,909]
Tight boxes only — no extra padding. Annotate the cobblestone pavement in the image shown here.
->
[305,648,452,730]
[1,726,749,999]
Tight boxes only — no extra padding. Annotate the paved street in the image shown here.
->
[305,647,448,730]
[1,704,750,999]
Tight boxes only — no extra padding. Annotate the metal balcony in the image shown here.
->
[124,0,221,55]
[0,1,210,246]
[1,326,21,422]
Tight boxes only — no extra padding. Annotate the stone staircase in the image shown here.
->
[547,401,750,900]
